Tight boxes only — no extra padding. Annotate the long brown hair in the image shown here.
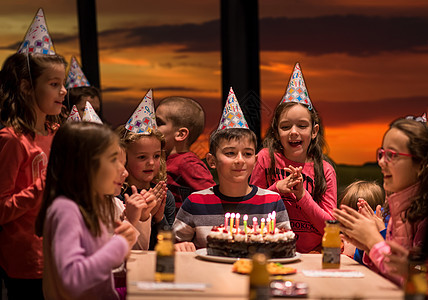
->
[0,53,67,137]
[36,122,117,237]
[386,118,428,223]
[263,102,331,203]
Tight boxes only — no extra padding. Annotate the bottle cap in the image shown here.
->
[326,220,339,225]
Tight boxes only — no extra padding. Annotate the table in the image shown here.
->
[127,250,403,299]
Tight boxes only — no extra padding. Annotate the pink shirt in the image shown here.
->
[364,183,427,286]
[250,148,337,253]
[43,197,129,300]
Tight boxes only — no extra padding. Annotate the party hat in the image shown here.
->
[65,57,90,89]
[82,101,102,124]
[17,8,55,55]
[406,112,427,123]
[281,63,313,110]
[67,105,81,122]
[125,89,157,134]
[217,87,249,130]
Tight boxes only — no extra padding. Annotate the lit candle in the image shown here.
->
[272,211,276,232]
[252,217,258,233]
[261,218,265,235]
[224,212,230,231]
[235,213,240,233]
[230,213,235,234]
[267,217,271,233]
[243,214,248,235]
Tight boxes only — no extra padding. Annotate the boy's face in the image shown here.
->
[156,103,177,155]
[208,137,257,185]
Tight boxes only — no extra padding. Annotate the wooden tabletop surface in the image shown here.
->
[127,250,403,300]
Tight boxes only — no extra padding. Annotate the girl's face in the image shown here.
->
[113,147,128,196]
[277,104,319,163]
[33,63,67,118]
[126,136,162,189]
[94,141,122,197]
[378,128,421,193]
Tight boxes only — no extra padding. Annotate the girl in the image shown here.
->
[112,143,165,250]
[116,126,175,249]
[334,118,427,286]
[250,102,337,253]
[0,52,67,299]
[35,122,138,300]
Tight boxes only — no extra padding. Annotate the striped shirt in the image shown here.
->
[173,185,290,249]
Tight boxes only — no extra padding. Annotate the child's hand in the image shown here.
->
[174,241,196,252]
[114,220,138,253]
[276,165,304,200]
[357,198,385,231]
[125,185,149,225]
[384,241,409,279]
[148,182,167,223]
[333,205,384,251]
[139,188,157,221]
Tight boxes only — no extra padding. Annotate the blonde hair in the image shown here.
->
[339,180,384,211]
[115,125,167,182]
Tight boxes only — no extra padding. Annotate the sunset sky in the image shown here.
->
[1,0,427,165]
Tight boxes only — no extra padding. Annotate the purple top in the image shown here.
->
[42,196,129,300]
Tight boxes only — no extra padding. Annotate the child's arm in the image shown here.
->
[172,206,196,248]
[292,163,337,234]
[46,200,129,298]
[0,135,45,224]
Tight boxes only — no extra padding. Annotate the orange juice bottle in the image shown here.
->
[322,220,341,269]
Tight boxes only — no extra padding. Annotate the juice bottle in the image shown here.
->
[322,220,341,269]
[249,253,270,300]
[155,228,175,282]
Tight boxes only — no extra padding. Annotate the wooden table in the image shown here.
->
[127,250,403,299]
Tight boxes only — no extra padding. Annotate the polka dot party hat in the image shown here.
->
[281,63,313,110]
[17,8,55,55]
[66,57,90,89]
[125,89,157,134]
[217,87,249,130]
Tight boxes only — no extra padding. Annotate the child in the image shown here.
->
[117,91,175,249]
[35,121,137,300]
[156,96,215,210]
[113,143,157,250]
[250,63,337,253]
[0,13,68,297]
[339,180,385,258]
[61,56,101,123]
[334,118,428,286]
[66,86,101,119]
[173,88,290,252]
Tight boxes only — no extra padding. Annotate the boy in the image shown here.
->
[155,97,215,211]
[173,128,290,251]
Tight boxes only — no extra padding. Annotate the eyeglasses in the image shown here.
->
[376,148,413,163]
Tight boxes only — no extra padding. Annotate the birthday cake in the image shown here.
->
[206,213,296,259]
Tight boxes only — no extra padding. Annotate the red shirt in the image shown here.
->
[0,127,54,278]
[166,152,215,210]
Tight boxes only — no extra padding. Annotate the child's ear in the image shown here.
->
[206,153,216,169]
[175,127,189,142]
[311,124,319,140]
[19,79,32,96]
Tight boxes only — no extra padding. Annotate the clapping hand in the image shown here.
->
[275,165,304,200]
[357,198,385,231]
